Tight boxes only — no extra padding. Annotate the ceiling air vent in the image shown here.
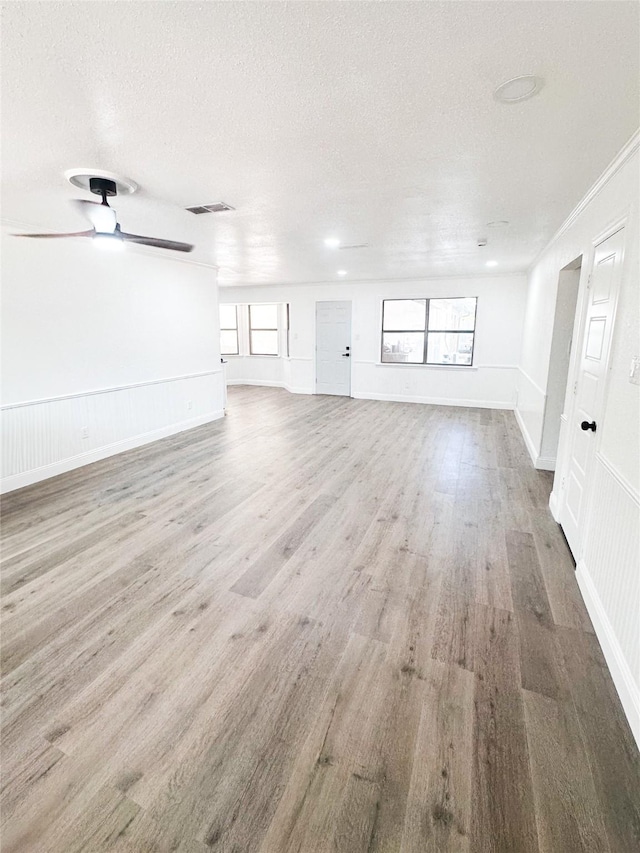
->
[186,202,235,214]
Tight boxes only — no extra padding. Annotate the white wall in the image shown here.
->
[1,228,224,491]
[220,274,528,408]
[539,266,580,466]
[517,135,640,744]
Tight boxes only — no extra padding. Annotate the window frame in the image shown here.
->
[249,303,279,356]
[380,297,477,367]
[219,303,239,356]
[285,302,291,358]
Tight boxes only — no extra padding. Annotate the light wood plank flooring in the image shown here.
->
[1,385,639,852]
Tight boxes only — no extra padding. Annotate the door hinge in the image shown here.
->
[573,380,578,395]
[562,477,566,490]
[587,274,592,289]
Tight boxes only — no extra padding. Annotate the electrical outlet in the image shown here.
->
[187,400,193,410]
[81,427,89,439]
[629,356,640,386]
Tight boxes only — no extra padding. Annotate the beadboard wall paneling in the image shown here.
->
[225,356,314,395]
[1,370,224,493]
[578,452,640,745]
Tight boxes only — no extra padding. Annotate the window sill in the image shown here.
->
[375,362,478,370]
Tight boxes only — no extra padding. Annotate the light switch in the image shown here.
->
[630,356,640,386]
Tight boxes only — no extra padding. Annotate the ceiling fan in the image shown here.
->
[14,177,194,253]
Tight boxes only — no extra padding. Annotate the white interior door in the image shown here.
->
[559,226,625,558]
[315,301,352,396]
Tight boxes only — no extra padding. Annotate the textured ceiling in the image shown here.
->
[2,1,638,285]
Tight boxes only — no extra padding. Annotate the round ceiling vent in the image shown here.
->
[64,168,138,195]
[493,75,543,104]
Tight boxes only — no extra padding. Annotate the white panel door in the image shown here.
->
[559,226,625,559]
[315,301,352,396]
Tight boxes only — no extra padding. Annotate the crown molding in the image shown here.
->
[528,128,640,272]
[218,270,527,289]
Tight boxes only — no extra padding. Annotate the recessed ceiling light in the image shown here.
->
[494,75,543,104]
[486,260,498,267]
[337,270,347,276]
[324,237,340,248]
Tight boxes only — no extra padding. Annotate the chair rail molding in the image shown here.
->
[1,370,224,493]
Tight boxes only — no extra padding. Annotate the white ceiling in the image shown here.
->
[2,1,638,285]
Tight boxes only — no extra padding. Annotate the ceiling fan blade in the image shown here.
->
[72,199,117,233]
[13,230,95,239]
[121,232,194,253]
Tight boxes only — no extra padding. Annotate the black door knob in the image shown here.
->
[581,420,597,432]
[341,353,350,357]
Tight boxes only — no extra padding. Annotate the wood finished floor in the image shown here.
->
[1,385,639,852]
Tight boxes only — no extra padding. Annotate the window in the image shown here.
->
[249,304,279,355]
[381,297,477,365]
[220,304,239,355]
[285,303,290,357]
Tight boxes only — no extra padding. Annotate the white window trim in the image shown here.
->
[379,296,478,367]
[220,303,289,358]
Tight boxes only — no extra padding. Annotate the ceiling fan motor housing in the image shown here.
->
[89,177,117,197]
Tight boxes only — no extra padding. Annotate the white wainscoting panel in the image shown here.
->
[578,451,640,746]
[515,367,548,467]
[1,370,224,493]
[225,357,314,395]
[351,362,518,409]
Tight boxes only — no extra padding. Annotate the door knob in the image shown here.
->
[581,420,597,432]
[341,353,350,357]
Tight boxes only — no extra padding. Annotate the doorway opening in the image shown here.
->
[540,256,582,470]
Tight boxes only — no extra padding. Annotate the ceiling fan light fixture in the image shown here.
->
[65,168,137,195]
[14,170,193,252]
[93,232,124,251]
[91,207,117,234]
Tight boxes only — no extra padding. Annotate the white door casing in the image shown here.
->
[559,225,625,559]
[315,301,352,396]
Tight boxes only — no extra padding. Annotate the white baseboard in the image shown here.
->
[514,407,555,470]
[351,391,514,410]
[536,455,556,471]
[228,381,515,409]
[285,385,313,395]
[227,379,285,388]
[1,411,224,494]
[514,406,539,466]
[576,560,640,748]
[227,379,313,395]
